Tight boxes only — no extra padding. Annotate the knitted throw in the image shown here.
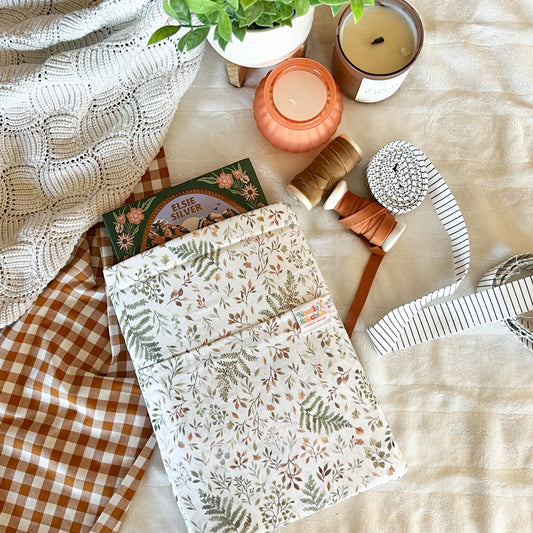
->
[0,0,203,327]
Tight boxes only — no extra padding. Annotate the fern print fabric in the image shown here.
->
[104,203,406,533]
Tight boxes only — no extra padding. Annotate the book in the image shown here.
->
[102,158,268,261]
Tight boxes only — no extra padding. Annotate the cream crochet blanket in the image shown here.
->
[0,0,203,327]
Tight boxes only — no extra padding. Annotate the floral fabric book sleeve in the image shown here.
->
[103,203,406,533]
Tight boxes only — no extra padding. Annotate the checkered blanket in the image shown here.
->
[0,150,170,532]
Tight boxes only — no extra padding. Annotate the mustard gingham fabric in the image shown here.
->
[0,149,170,532]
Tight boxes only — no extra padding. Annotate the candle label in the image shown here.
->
[355,70,409,103]
[293,298,331,335]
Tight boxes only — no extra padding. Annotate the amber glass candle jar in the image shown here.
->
[253,58,343,153]
[332,0,423,103]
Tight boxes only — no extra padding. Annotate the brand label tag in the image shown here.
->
[293,298,331,335]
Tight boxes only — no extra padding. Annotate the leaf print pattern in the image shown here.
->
[212,349,258,402]
[168,239,221,281]
[353,368,379,409]
[259,481,295,530]
[259,270,300,320]
[300,476,329,512]
[299,391,352,435]
[199,491,259,533]
[118,299,163,363]
[103,203,406,533]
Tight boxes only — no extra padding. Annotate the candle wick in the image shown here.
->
[371,36,385,45]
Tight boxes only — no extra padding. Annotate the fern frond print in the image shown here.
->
[299,391,352,435]
[259,270,301,320]
[300,476,329,512]
[119,299,163,363]
[199,491,259,533]
[168,240,221,281]
[214,350,258,402]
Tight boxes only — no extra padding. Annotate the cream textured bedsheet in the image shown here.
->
[119,2,533,532]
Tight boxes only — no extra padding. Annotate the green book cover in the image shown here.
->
[103,158,268,261]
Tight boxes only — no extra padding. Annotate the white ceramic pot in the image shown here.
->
[207,8,315,68]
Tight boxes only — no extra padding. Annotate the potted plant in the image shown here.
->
[149,0,375,65]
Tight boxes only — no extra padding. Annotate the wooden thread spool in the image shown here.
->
[324,180,406,251]
[287,134,363,209]
[324,180,407,336]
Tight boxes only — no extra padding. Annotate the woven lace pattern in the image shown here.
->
[0,0,203,327]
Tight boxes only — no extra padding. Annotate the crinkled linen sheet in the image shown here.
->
[119,2,533,532]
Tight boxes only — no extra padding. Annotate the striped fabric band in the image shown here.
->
[366,141,471,354]
[477,254,533,352]
[368,271,533,355]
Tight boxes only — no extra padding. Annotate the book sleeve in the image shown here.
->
[103,203,406,533]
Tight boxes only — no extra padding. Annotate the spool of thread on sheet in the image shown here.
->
[324,180,406,252]
[324,179,406,336]
[287,134,363,209]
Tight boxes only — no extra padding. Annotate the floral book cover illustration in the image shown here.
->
[102,158,268,261]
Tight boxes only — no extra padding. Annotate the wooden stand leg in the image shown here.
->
[225,40,308,88]
[226,61,249,88]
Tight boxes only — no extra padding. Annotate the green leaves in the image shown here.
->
[309,0,373,22]
[243,2,263,26]
[313,0,344,5]
[149,0,375,51]
[147,25,181,45]
[178,26,210,50]
[165,0,191,23]
[259,270,300,320]
[232,22,246,41]
[213,349,258,402]
[329,4,343,17]
[350,0,365,20]
[120,299,164,363]
[185,0,219,14]
[300,476,329,512]
[226,0,240,11]
[351,0,375,21]
[240,0,257,8]
[199,490,259,533]
[294,0,310,17]
[218,9,233,42]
